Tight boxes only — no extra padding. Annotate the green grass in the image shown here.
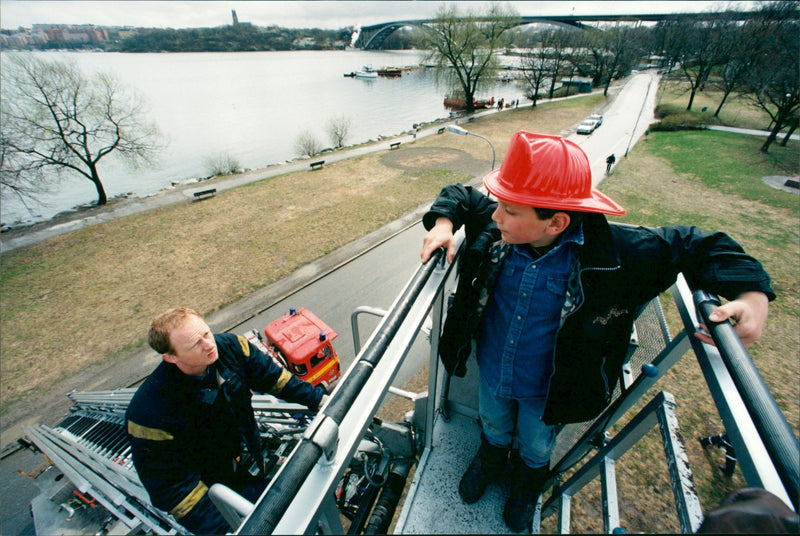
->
[648,130,800,210]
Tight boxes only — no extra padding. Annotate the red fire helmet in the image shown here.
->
[483,131,625,216]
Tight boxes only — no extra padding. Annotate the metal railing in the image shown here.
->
[236,245,459,534]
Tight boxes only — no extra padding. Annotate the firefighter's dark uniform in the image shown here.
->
[126,333,324,534]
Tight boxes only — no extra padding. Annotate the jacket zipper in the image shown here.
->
[543,264,620,424]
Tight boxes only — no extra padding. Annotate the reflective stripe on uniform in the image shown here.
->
[170,480,208,519]
[236,334,251,357]
[273,368,292,392]
[127,420,174,441]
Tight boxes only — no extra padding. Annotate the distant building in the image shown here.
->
[232,9,239,26]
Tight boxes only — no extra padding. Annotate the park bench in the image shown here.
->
[193,188,216,201]
[389,141,401,150]
[310,160,325,170]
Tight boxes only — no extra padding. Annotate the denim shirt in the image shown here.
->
[476,226,583,399]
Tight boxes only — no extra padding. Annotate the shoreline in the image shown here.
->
[0,111,487,253]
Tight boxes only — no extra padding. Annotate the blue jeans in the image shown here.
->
[479,373,555,469]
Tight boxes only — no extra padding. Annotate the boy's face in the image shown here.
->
[492,199,557,248]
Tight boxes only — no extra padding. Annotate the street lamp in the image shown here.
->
[446,125,496,170]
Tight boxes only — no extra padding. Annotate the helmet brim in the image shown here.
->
[483,168,626,216]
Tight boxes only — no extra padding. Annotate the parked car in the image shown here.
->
[588,114,604,127]
[577,119,599,134]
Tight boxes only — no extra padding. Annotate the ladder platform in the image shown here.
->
[398,411,516,534]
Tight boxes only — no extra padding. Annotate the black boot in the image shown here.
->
[503,451,549,533]
[458,435,509,504]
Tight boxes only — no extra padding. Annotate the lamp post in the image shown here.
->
[446,125,496,170]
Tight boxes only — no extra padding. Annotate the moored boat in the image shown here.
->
[377,67,402,77]
[355,66,378,78]
[443,92,495,110]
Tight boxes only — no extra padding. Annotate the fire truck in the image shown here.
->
[244,307,341,391]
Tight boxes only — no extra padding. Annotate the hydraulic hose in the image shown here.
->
[364,461,412,534]
[237,249,444,534]
[694,290,799,510]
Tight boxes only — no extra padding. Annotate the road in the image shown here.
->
[0,72,659,536]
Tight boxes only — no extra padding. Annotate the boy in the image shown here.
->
[420,131,773,532]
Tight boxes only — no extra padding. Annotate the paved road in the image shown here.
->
[0,73,658,536]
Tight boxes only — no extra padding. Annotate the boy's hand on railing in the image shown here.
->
[695,291,770,349]
[421,217,456,264]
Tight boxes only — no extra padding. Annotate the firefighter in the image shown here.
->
[419,131,773,532]
[126,308,327,534]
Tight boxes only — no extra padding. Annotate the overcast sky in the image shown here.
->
[0,1,757,30]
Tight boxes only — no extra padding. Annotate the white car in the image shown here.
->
[588,114,604,127]
[577,119,598,134]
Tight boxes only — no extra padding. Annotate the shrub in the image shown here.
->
[294,130,322,157]
[204,153,241,176]
[651,105,709,132]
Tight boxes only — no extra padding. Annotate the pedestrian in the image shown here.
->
[126,307,327,534]
[419,131,773,532]
[606,153,616,174]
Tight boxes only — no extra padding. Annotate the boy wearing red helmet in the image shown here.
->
[420,131,773,532]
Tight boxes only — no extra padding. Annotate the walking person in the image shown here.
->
[419,131,773,532]
[606,153,616,174]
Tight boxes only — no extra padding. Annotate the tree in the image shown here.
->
[598,24,646,96]
[741,1,799,152]
[519,38,554,107]
[710,12,754,117]
[1,54,162,207]
[326,115,352,148]
[665,14,731,111]
[294,130,321,157]
[421,3,518,113]
[540,28,572,99]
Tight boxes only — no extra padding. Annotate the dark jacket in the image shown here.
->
[424,184,775,425]
[126,332,324,533]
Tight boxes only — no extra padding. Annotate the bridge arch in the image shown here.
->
[354,16,594,50]
[352,12,713,50]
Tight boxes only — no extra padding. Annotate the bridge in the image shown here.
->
[353,12,736,49]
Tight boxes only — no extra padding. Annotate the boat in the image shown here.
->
[377,67,402,77]
[355,66,378,79]
[443,92,495,110]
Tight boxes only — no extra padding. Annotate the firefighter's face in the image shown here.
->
[163,314,219,376]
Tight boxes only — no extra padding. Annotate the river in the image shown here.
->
[0,49,527,225]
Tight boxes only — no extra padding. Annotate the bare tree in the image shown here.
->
[421,3,518,113]
[741,1,799,152]
[666,14,731,111]
[537,28,572,99]
[518,38,554,107]
[710,14,754,117]
[598,24,647,96]
[0,54,162,207]
[294,130,321,157]
[326,115,352,148]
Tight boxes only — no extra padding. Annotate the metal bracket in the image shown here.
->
[304,415,339,464]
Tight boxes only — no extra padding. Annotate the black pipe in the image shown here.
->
[364,461,412,534]
[694,290,799,510]
[238,249,444,534]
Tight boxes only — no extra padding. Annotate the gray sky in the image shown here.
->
[0,1,754,30]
